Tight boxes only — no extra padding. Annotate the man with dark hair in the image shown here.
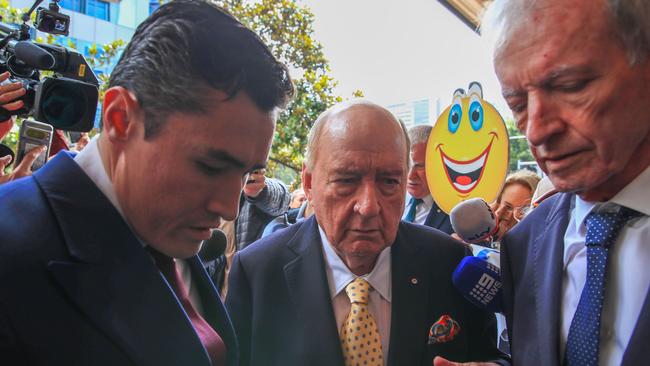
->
[489,0,650,365]
[0,0,293,365]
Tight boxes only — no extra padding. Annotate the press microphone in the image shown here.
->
[452,256,503,313]
[450,198,499,244]
[14,41,56,70]
[198,229,227,263]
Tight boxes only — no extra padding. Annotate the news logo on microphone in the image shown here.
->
[468,263,502,307]
[452,256,503,313]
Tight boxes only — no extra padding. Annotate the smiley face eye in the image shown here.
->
[469,101,484,131]
[448,104,462,133]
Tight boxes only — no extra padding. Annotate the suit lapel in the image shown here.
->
[283,217,344,364]
[387,224,428,366]
[35,153,212,366]
[532,193,572,366]
[188,257,239,366]
[621,287,650,364]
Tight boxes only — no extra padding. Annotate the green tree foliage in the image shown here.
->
[217,0,361,186]
[505,120,536,172]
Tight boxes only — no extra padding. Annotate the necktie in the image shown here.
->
[340,278,383,366]
[564,206,641,366]
[404,197,423,223]
[148,247,227,366]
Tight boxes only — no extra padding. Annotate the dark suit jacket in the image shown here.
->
[0,152,238,366]
[225,216,506,366]
[423,199,454,235]
[501,193,650,366]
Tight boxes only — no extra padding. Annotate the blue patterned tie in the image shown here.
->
[404,197,423,223]
[564,206,642,366]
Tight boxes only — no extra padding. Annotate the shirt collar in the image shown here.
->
[74,136,150,248]
[74,135,125,218]
[574,165,650,227]
[422,194,434,210]
[318,225,392,303]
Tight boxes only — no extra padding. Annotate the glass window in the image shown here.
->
[149,0,160,14]
[59,0,84,13]
[86,0,110,21]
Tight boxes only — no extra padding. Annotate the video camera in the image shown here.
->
[0,0,98,132]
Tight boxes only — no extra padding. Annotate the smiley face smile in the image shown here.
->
[439,134,496,194]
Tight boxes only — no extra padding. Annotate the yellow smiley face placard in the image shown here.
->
[426,82,509,214]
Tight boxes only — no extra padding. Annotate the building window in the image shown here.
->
[60,0,84,13]
[149,0,160,14]
[86,0,110,21]
[60,0,110,21]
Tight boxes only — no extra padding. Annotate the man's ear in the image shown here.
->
[102,86,141,142]
[301,163,314,204]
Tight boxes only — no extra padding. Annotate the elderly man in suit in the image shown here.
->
[491,0,650,365]
[225,100,508,366]
[403,125,454,234]
[0,1,293,365]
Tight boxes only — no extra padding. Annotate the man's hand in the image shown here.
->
[0,71,26,117]
[0,145,46,184]
[243,169,267,198]
[433,356,500,366]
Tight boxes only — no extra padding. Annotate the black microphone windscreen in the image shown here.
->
[15,41,56,70]
[198,229,227,263]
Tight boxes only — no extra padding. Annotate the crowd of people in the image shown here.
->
[0,0,648,365]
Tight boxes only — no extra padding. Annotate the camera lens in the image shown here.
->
[40,83,87,128]
[39,16,56,32]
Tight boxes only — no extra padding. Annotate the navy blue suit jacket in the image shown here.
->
[423,199,454,235]
[501,193,650,366]
[0,152,238,366]
[225,216,507,366]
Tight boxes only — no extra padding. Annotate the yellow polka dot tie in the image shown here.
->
[340,278,383,366]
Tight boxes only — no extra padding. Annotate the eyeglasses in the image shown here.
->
[498,202,531,222]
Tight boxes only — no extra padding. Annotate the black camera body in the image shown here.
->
[0,0,99,132]
[35,7,70,36]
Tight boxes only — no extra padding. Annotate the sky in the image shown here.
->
[299,0,512,120]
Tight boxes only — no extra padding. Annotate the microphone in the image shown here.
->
[452,256,503,313]
[198,229,227,263]
[14,41,56,70]
[450,198,499,244]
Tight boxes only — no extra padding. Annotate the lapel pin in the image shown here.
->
[410,277,418,285]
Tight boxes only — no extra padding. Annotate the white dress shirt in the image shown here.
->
[319,226,392,365]
[403,194,434,225]
[74,136,204,314]
[561,166,650,365]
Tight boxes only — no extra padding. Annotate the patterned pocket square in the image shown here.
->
[428,315,461,344]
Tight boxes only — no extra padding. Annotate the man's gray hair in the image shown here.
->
[407,125,432,147]
[303,100,410,171]
[484,0,650,64]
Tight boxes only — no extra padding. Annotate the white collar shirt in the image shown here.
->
[319,225,392,365]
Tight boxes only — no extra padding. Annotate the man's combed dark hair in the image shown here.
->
[108,0,294,137]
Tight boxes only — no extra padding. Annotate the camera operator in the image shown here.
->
[0,71,46,184]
